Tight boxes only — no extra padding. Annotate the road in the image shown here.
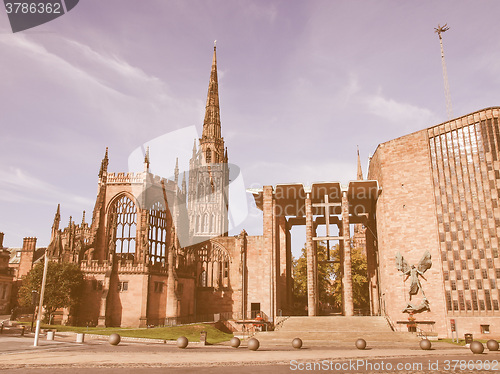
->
[0,328,499,373]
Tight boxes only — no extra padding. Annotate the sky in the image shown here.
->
[1,0,500,256]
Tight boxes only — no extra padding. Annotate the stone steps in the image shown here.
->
[278,316,393,332]
[254,316,421,344]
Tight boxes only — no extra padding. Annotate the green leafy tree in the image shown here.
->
[293,242,369,314]
[293,242,336,314]
[331,246,370,311]
[18,260,84,323]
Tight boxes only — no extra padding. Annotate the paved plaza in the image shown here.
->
[0,329,499,373]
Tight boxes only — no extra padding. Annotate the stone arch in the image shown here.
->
[195,241,230,288]
[148,200,168,264]
[206,148,212,163]
[107,193,137,261]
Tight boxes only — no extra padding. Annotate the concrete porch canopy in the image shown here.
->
[248,180,380,219]
[246,181,380,318]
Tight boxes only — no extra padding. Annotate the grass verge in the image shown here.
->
[439,338,499,346]
[17,322,233,344]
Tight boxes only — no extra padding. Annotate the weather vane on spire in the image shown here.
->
[214,40,217,47]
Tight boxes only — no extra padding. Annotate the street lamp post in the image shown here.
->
[30,290,39,332]
[34,252,49,347]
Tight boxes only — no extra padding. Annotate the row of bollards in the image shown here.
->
[470,339,499,354]
[35,331,499,353]
[109,334,499,353]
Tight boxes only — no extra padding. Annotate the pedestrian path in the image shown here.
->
[0,332,497,370]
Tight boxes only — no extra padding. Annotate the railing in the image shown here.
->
[383,313,396,331]
[274,315,290,331]
[416,326,428,339]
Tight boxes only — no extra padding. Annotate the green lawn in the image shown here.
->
[439,338,498,346]
[20,322,233,344]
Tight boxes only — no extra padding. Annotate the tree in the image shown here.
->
[293,242,369,314]
[18,260,84,323]
[331,246,370,311]
[292,242,336,314]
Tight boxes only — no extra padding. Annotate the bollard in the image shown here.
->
[76,333,85,343]
[200,331,207,345]
[247,338,260,351]
[109,333,121,345]
[486,339,499,351]
[177,336,188,349]
[420,339,432,350]
[46,330,54,340]
[355,338,367,350]
[470,341,484,354]
[292,338,303,349]
[230,337,241,348]
[20,325,25,336]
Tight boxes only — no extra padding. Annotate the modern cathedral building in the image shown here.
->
[7,46,500,339]
[369,107,500,338]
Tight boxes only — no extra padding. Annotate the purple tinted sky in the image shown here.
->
[1,0,500,252]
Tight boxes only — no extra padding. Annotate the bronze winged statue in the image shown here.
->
[395,250,432,313]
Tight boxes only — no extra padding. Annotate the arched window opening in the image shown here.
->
[206,148,212,164]
[109,195,137,261]
[200,269,207,287]
[203,213,209,233]
[149,201,168,264]
[198,183,205,202]
[207,183,213,201]
[196,243,230,288]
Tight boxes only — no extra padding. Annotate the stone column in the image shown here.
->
[237,230,247,320]
[262,186,275,320]
[165,247,179,318]
[139,274,149,327]
[277,215,287,314]
[366,214,380,315]
[286,223,293,309]
[342,190,354,316]
[305,193,317,316]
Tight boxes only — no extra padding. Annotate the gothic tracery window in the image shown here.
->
[198,183,205,202]
[196,243,230,288]
[206,148,212,164]
[149,201,168,264]
[109,195,137,260]
[203,213,209,233]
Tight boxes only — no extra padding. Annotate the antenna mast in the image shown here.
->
[435,24,453,120]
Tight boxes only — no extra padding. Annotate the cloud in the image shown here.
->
[0,33,200,137]
[244,159,357,187]
[0,166,94,209]
[239,0,278,23]
[365,93,439,132]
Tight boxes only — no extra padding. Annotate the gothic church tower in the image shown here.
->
[188,43,229,240]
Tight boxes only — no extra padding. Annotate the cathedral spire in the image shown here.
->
[200,42,224,164]
[357,146,363,181]
[144,146,150,172]
[181,172,186,194]
[99,147,109,178]
[51,204,61,233]
[174,157,179,185]
[203,42,220,135]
